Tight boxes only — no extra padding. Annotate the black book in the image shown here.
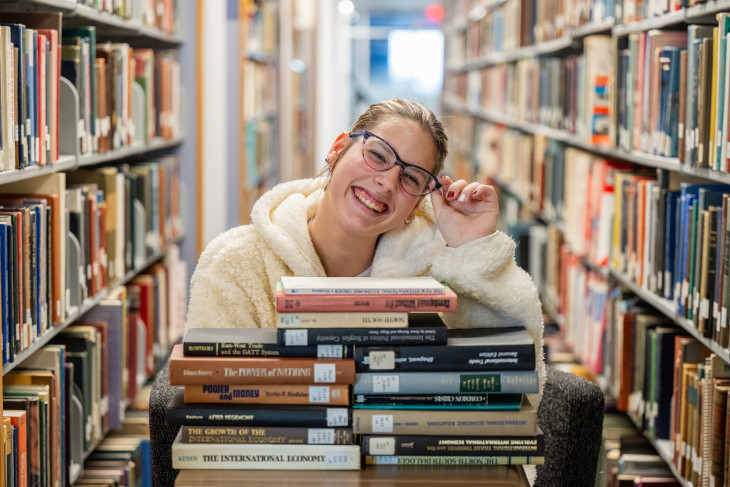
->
[183,327,353,358]
[353,393,524,409]
[165,390,351,427]
[353,326,534,372]
[360,432,544,457]
[277,313,448,347]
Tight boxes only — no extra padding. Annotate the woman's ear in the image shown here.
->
[326,132,348,169]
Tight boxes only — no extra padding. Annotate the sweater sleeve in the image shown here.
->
[185,227,278,331]
[429,230,545,406]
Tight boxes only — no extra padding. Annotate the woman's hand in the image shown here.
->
[429,176,499,248]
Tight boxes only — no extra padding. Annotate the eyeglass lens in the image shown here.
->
[362,137,435,196]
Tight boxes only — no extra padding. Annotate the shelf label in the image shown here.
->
[372,414,393,433]
[307,428,335,444]
[314,363,336,383]
[326,408,348,427]
[317,345,343,358]
[369,437,395,455]
[324,452,351,466]
[308,386,330,403]
[284,329,307,346]
[368,351,395,370]
[372,375,399,393]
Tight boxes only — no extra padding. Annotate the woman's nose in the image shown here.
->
[374,165,402,193]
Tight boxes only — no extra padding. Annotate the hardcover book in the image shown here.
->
[363,455,544,466]
[179,426,354,445]
[172,431,361,470]
[352,398,537,436]
[183,327,354,358]
[276,312,408,328]
[352,392,523,410]
[165,391,351,428]
[353,326,535,372]
[275,288,457,313]
[183,383,351,406]
[279,276,445,295]
[277,313,448,347]
[168,344,356,385]
[353,370,539,395]
[360,431,544,456]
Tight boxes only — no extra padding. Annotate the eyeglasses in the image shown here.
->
[349,130,442,197]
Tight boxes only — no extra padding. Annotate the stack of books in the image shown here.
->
[165,323,361,470]
[167,276,542,470]
[276,276,543,467]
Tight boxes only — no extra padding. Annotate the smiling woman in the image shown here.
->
[185,98,545,405]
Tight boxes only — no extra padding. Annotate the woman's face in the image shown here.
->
[321,117,437,240]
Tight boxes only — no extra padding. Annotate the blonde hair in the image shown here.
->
[345,99,449,175]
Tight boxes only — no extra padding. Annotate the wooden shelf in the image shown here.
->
[0,0,181,44]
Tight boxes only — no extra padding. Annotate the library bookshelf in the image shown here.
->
[442,1,730,485]
[239,0,318,224]
[0,0,188,485]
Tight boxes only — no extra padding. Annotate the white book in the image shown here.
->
[279,276,445,295]
[277,312,408,328]
[172,431,361,470]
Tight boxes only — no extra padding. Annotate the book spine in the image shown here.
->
[352,393,524,409]
[354,344,535,372]
[165,405,351,428]
[278,327,448,347]
[353,371,540,394]
[168,357,356,385]
[363,455,545,466]
[276,312,408,328]
[179,426,354,445]
[183,384,351,406]
[172,443,361,470]
[182,342,353,359]
[352,409,537,436]
[360,434,544,456]
[275,290,457,312]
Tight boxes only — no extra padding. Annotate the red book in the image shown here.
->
[275,289,457,313]
[168,344,355,386]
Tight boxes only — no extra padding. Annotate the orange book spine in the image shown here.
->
[183,383,351,405]
[168,345,356,385]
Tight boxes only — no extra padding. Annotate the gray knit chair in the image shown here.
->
[149,365,604,487]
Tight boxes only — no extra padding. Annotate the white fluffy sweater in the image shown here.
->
[186,177,545,404]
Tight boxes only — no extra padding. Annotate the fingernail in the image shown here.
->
[447,191,454,199]
[458,194,467,202]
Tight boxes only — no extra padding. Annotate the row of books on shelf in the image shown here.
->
[446,16,730,173]
[58,0,178,34]
[507,205,730,485]
[168,277,542,471]
[0,155,183,365]
[465,120,730,357]
[445,0,615,63]
[596,414,682,487]
[446,34,612,146]
[0,254,185,487]
[0,11,181,170]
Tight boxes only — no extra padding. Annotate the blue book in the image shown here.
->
[676,184,730,314]
[63,27,96,149]
[664,191,681,300]
[140,439,152,487]
[651,327,684,440]
[0,23,26,168]
[0,223,9,364]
